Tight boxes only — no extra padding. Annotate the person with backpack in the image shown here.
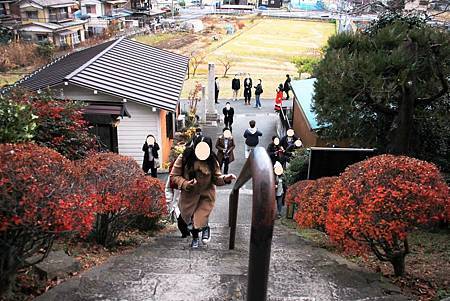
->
[254,79,263,109]
[243,120,263,159]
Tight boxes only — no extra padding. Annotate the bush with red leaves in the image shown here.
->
[0,143,96,296]
[326,154,449,276]
[291,177,338,231]
[285,179,315,207]
[79,153,166,247]
[5,90,99,160]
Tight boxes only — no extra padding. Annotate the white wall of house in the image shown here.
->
[60,84,124,102]
[117,101,161,165]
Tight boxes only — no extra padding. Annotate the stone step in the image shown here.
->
[36,223,407,301]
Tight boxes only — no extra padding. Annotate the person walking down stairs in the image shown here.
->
[170,136,236,248]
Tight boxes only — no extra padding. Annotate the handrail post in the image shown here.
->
[227,147,275,301]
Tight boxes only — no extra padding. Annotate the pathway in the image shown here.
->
[36,98,407,301]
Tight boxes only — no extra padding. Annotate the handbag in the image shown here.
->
[154,159,161,169]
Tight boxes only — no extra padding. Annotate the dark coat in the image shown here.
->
[232,78,240,90]
[284,77,291,92]
[244,78,252,97]
[267,142,283,164]
[280,135,298,150]
[142,142,160,172]
[215,136,235,163]
[243,128,262,147]
[254,83,263,95]
[223,107,234,120]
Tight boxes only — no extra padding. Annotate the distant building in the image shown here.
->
[404,0,429,11]
[17,0,87,47]
[13,38,189,165]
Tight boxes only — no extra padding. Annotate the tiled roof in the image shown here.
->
[16,38,189,112]
[29,0,76,7]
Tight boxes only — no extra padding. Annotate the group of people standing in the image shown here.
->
[215,74,291,110]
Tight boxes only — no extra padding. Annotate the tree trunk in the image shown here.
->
[390,253,406,277]
[390,85,415,155]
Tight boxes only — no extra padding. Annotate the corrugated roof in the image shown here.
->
[17,38,189,112]
[291,78,320,130]
[18,40,115,91]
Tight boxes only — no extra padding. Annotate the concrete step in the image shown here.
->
[36,223,407,301]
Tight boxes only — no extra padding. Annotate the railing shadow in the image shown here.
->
[228,146,275,301]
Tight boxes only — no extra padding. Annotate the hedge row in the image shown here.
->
[0,143,166,295]
[286,154,449,277]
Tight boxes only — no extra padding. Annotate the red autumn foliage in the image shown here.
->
[326,154,449,276]
[285,179,315,207]
[290,177,338,231]
[79,153,166,247]
[0,143,96,295]
[11,90,99,160]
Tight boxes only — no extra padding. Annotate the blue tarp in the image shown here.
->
[290,78,320,130]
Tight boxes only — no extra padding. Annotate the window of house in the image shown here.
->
[86,5,96,14]
[36,34,48,41]
[26,10,38,19]
[0,3,7,16]
[59,35,67,46]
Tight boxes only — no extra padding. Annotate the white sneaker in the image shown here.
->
[201,226,211,244]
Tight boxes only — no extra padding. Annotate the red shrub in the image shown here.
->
[326,154,449,276]
[0,143,95,295]
[8,90,99,160]
[79,153,165,247]
[285,179,315,207]
[293,177,338,231]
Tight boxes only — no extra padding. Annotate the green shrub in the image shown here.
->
[0,96,37,143]
[284,148,310,185]
[36,40,54,60]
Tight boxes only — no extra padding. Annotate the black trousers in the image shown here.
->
[224,117,233,132]
[215,89,219,103]
[284,89,290,99]
[177,216,190,237]
[244,89,251,103]
[144,160,157,178]
[220,157,230,174]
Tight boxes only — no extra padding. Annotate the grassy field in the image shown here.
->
[183,18,335,99]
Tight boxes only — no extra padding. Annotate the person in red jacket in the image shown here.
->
[274,83,284,112]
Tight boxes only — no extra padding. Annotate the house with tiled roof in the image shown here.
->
[10,37,189,165]
[17,0,87,47]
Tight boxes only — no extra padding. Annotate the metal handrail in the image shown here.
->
[228,146,275,301]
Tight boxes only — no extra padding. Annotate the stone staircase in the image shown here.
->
[36,223,407,301]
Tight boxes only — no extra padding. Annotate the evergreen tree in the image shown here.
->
[313,13,450,172]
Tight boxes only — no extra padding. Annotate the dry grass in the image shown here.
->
[181,17,335,99]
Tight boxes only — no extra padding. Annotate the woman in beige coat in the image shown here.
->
[170,136,236,248]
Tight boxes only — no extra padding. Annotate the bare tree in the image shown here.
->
[217,56,237,78]
[189,51,205,78]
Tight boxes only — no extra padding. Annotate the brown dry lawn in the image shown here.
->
[136,16,335,99]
